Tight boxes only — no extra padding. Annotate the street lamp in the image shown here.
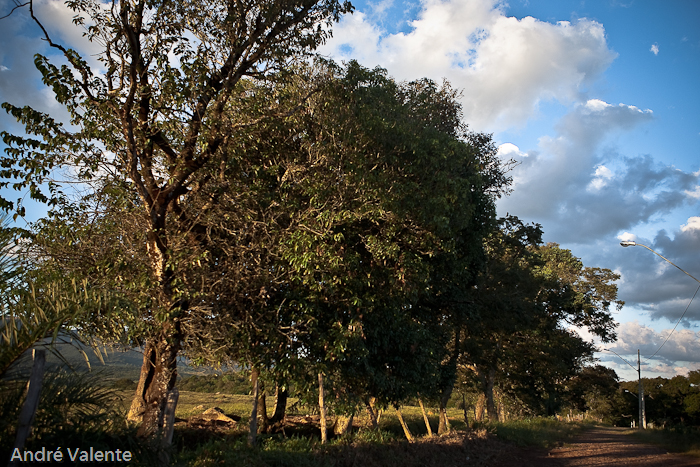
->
[617,240,700,430]
[619,241,700,284]
[604,347,646,429]
[623,388,648,429]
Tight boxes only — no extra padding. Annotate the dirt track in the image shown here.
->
[493,426,700,467]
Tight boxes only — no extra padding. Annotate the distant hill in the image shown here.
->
[9,340,218,384]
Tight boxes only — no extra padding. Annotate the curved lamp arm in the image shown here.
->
[620,241,700,284]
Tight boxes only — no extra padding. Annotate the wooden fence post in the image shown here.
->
[418,398,433,437]
[395,407,414,442]
[157,388,179,466]
[249,368,260,446]
[318,373,327,444]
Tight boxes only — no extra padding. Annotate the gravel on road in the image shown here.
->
[493,426,700,467]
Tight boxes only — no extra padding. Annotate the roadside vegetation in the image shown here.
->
[628,426,700,458]
[477,418,592,449]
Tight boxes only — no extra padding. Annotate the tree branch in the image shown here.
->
[0,1,29,21]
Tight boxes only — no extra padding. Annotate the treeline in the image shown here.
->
[505,365,700,428]
[615,373,700,427]
[1,0,621,444]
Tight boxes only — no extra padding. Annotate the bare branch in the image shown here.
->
[0,1,29,21]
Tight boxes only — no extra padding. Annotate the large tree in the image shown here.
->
[199,61,510,422]
[18,53,509,441]
[1,0,351,436]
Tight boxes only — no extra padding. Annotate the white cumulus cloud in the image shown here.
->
[650,43,659,55]
[588,165,613,191]
[585,99,612,112]
[319,0,617,132]
[496,143,525,157]
[494,100,695,243]
[681,217,700,233]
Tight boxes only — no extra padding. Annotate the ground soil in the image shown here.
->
[492,426,700,467]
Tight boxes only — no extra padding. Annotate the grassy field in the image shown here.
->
[133,390,489,466]
[146,390,590,466]
[157,390,469,433]
[477,418,591,449]
[72,386,700,465]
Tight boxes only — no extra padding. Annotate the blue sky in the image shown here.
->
[1,0,699,381]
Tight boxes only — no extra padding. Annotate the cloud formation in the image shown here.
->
[605,321,700,370]
[612,220,700,319]
[650,43,659,55]
[319,0,617,131]
[497,99,700,244]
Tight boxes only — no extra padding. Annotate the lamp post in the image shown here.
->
[619,241,700,284]
[605,347,646,429]
[624,389,647,428]
[637,349,646,429]
[618,240,700,430]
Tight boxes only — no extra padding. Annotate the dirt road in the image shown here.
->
[494,426,699,467]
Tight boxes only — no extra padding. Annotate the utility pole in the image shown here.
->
[604,347,647,429]
[637,349,646,429]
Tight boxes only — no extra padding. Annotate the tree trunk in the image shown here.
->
[258,392,269,433]
[248,368,260,446]
[462,392,469,425]
[129,328,181,438]
[128,227,183,440]
[159,388,179,467]
[438,328,460,435]
[395,407,414,442]
[418,398,433,437]
[486,367,498,422]
[267,385,288,433]
[497,391,506,422]
[318,373,327,444]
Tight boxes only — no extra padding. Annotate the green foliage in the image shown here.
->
[534,243,621,343]
[1,0,609,431]
[0,213,127,379]
[566,365,620,423]
[458,222,622,419]
[614,373,700,428]
[2,0,358,429]
[0,277,124,378]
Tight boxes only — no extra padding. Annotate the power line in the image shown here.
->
[645,283,700,361]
